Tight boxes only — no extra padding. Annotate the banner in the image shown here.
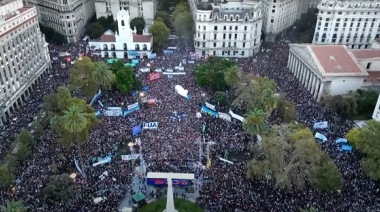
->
[205,102,216,111]
[201,106,218,117]
[143,122,158,129]
[74,157,82,173]
[140,68,150,72]
[162,72,186,75]
[128,51,139,57]
[147,178,189,186]
[52,56,58,61]
[121,154,142,161]
[175,66,184,71]
[104,107,123,117]
[218,112,231,122]
[163,50,174,54]
[341,145,353,151]
[127,102,139,110]
[90,89,102,106]
[93,155,112,167]
[142,86,149,91]
[148,53,157,59]
[188,60,195,64]
[147,99,156,105]
[149,73,161,81]
[229,110,245,122]
[95,110,101,117]
[133,125,142,135]
[155,68,162,72]
[132,59,140,64]
[124,106,140,116]
[313,121,328,129]
[336,138,348,144]
[167,47,177,50]
[315,132,327,142]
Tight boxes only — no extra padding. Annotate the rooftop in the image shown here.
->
[365,71,380,83]
[132,33,151,43]
[98,33,151,43]
[310,45,362,74]
[99,34,116,42]
[3,7,32,21]
[350,49,380,59]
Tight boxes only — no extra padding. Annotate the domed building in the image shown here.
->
[88,9,153,59]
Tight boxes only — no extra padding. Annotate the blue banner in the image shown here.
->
[149,53,157,59]
[315,132,327,142]
[129,51,139,56]
[95,110,101,117]
[142,86,149,91]
[132,59,140,64]
[147,178,189,186]
[336,138,348,144]
[201,106,218,117]
[74,157,82,173]
[341,145,353,151]
[163,50,174,54]
[132,125,142,135]
[313,121,328,129]
[124,106,140,116]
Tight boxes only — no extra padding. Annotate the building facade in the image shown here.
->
[372,94,380,121]
[189,0,262,58]
[0,0,51,125]
[288,44,368,101]
[89,9,153,59]
[313,0,380,49]
[94,0,157,29]
[23,0,95,43]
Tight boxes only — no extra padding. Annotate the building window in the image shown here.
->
[223,34,226,39]
[243,42,245,48]
[203,34,205,39]
[214,26,217,30]
[242,51,245,56]
[235,26,238,30]
[214,34,217,39]
[244,26,247,30]
[235,34,237,39]
[213,51,216,55]
[229,34,231,39]
[203,26,206,30]
[214,42,216,47]
[121,20,125,26]
[202,51,205,56]
[223,26,226,30]
[243,34,246,40]
[271,19,274,23]
[366,62,371,69]
[203,42,206,47]
[223,42,225,47]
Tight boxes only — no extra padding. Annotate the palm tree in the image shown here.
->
[261,88,278,117]
[299,206,322,212]
[243,107,267,139]
[1,200,27,212]
[61,105,89,177]
[224,65,242,88]
[92,61,115,89]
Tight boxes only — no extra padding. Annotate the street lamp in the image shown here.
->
[128,142,135,174]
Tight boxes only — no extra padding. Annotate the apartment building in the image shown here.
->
[24,0,95,43]
[0,0,51,125]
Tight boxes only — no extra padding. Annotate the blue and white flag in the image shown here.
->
[336,138,348,144]
[313,121,328,129]
[201,106,218,117]
[93,155,112,167]
[341,145,353,151]
[95,110,101,117]
[143,122,158,129]
[74,157,82,173]
[315,132,327,142]
[124,106,140,116]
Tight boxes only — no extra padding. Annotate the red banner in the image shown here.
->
[147,99,156,105]
[149,73,161,81]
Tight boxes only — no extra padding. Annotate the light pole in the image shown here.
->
[139,91,145,108]
[128,142,135,175]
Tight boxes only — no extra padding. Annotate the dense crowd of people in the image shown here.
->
[0,33,379,212]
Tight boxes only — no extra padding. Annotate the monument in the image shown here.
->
[147,172,194,212]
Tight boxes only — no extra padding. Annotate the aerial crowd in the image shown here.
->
[0,34,379,212]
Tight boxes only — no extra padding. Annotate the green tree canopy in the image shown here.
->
[172,1,193,42]
[345,128,361,148]
[109,60,125,74]
[214,91,229,106]
[354,120,380,180]
[309,153,343,192]
[299,206,322,212]
[194,57,236,91]
[224,65,242,88]
[355,89,378,118]
[92,61,115,89]
[247,124,322,190]
[16,129,34,147]
[42,174,78,201]
[0,200,27,212]
[30,121,45,139]
[155,10,171,27]
[130,17,146,34]
[149,20,170,52]
[0,165,14,188]
[69,56,97,98]
[115,66,142,93]
[86,22,105,39]
[10,141,30,161]
[243,107,267,137]
[321,94,357,119]
[39,24,66,44]
[277,94,297,123]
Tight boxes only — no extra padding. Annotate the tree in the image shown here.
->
[39,24,66,44]
[214,91,229,107]
[194,57,236,91]
[69,56,97,98]
[261,88,277,117]
[0,200,27,212]
[321,94,357,119]
[224,65,242,88]
[42,174,78,201]
[130,17,146,34]
[309,153,343,192]
[115,66,138,93]
[299,206,322,212]
[243,107,267,138]
[173,11,193,42]
[86,22,105,39]
[52,105,97,177]
[355,120,380,180]
[247,124,322,190]
[31,121,45,139]
[155,10,170,27]
[92,61,115,89]
[149,20,170,51]
[346,128,361,148]
[10,141,30,161]
[0,165,14,188]
[355,89,378,118]
[277,94,297,123]
[16,129,34,147]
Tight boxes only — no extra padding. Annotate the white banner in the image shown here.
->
[218,112,231,122]
[121,154,142,161]
[104,107,123,117]
[140,68,150,72]
[127,102,139,110]
[229,110,245,122]
[205,102,216,111]
[143,122,158,129]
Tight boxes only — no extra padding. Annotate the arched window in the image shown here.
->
[230,15,233,21]
[121,20,125,26]
[142,44,147,51]
[123,43,127,50]
[135,44,140,51]
[235,15,239,21]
